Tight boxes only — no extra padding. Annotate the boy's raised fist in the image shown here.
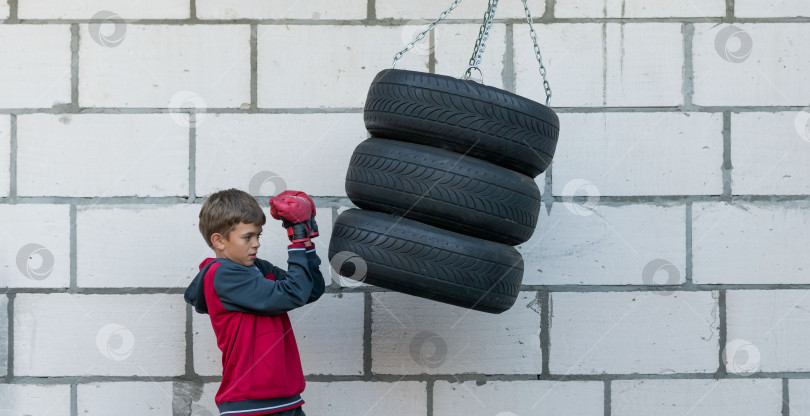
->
[275,190,319,239]
[269,195,312,243]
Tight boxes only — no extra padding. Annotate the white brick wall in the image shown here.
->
[0,384,72,416]
[612,379,783,416]
[77,382,174,415]
[693,23,810,106]
[0,204,71,288]
[371,292,541,375]
[196,0,367,20]
[518,203,685,285]
[18,0,190,19]
[79,25,251,108]
[555,0,726,18]
[195,113,368,197]
[433,381,604,416]
[14,294,186,376]
[727,290,810,372]
[2,2,808,415]
[17,114,189,197]
[693,202,810,284]
[550,291,718,374]
[552,112,724,196]
[0,25,71,108]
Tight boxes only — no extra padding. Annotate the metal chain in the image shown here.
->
[392,0,464,68]
[463,0,499,81]
[521,0,552,105]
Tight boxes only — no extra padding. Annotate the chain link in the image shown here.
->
[463,0,499,81]
[521,0,552,106]
[392,0,464,68]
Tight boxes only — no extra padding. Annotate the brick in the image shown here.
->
[0,295,6,376]
[14,294,186,376]
[256,25,428,108]
[0,115,8,197]
[0,204,70,288]
[731,112,810,195]
[514,23,603,107]
[197,0,367,19]
[434,381,603,416]
[0,25,71,108]
[17,114,189,197]
[18,0,189,18]
[605,23,683,106]
[193,293,364,376]
[304,381,427,415]
[0,384,71,416]
[192,383,221,416]
[78,382,174,416]
[79,25,250,108]
[693,24,810,106]
[371,292,541,375]
[555,0,725,17]
[550,291,718,374]
[727,290,810,372]
[195,113,367,197]
[552,112,724,196]
[77,205,206,288]
[376,0,543,19]
[789,379,810,415]
[517,203,686,286]
[0,1,8,19]
[692,202,810,284]
[736,0,810,17]
[612,379,782,416]
[434,24,506,90]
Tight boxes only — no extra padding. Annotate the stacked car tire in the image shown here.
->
[328,69,560,313]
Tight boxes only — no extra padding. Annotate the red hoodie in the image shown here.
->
[184,243,325,415]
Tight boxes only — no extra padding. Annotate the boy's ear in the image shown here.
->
[210,233,225,251]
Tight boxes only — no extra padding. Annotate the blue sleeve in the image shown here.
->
[264,246,325,304]
[212,247,320,316]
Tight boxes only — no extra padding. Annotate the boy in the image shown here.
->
[184,188,325,416]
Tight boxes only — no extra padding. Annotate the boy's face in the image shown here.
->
[214,222,262,267]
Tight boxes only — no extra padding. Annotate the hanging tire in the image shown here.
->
[328,209,523,313]
[364,69,559,178]
[346,137,541,246]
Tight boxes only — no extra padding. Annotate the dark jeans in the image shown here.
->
[273,406,306,416]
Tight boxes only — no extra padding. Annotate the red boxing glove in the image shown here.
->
[269,195,313,243]
[276,190,319,239]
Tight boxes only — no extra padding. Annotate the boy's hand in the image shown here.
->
[276,190,319,239]
[269,195,312,243]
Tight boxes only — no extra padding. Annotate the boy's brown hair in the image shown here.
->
[199,188,267,248]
